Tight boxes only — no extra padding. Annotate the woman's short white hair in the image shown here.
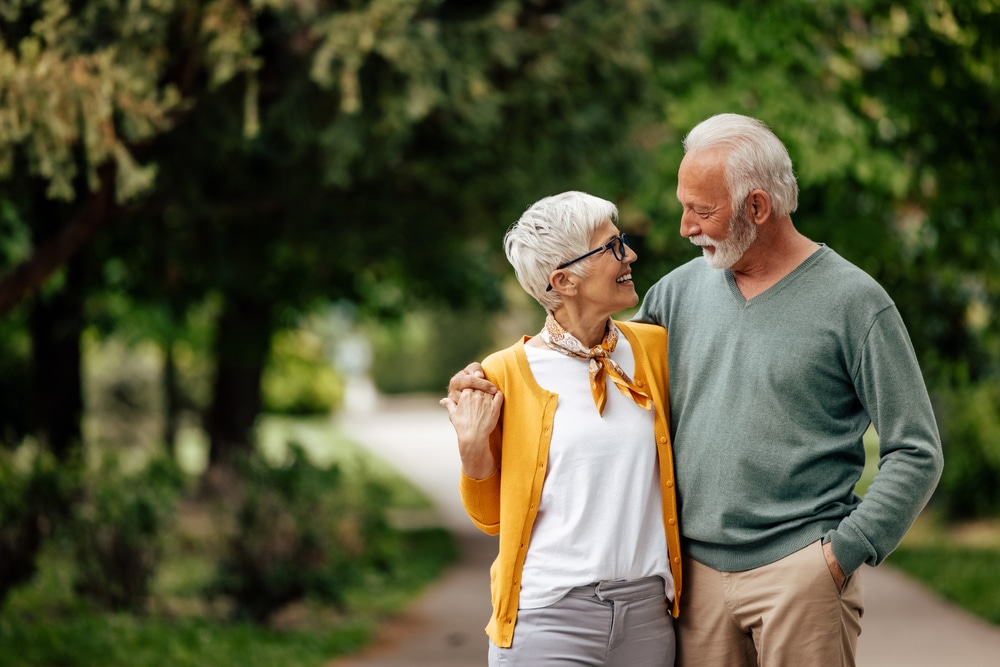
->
[504,191,617,312]
[683,113,799,218]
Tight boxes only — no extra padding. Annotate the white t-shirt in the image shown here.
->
[518,335,673,609]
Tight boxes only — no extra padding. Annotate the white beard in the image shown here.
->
[690,209,757,269]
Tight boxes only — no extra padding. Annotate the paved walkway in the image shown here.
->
[327,394,1000,667]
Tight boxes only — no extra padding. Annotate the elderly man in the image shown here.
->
[637,112,944,666]
[450,113,943,667]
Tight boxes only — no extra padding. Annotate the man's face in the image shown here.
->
[676,150,757,269]
[690,203,757,270]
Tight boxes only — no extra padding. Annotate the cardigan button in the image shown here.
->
[665,480,673,487]
[668,518,676,525]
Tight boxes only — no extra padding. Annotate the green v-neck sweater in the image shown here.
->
[635,245,943,575]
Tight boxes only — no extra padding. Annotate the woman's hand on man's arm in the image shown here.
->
[440,379,503,480]
[446,362,497,403]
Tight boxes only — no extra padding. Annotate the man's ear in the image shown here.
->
[748,189,773,224]
[549,269,578,296]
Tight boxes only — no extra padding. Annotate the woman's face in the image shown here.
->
[573,218,639,316]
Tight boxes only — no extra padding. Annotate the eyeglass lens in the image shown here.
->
[612,234,629,260]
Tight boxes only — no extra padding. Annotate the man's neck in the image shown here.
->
[730,228,820,300]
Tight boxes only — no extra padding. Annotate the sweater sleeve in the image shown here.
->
[633,277,669,327]
[826,306,944,574]
[457,353,507,535]
[460,467,501,535]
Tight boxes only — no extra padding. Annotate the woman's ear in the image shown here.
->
[548,269,578,296]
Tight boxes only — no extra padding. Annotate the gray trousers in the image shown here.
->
[489,576,675,667]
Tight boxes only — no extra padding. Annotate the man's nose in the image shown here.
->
[680,211,700,238]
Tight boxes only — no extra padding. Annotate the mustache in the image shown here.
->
[688,234,719,247]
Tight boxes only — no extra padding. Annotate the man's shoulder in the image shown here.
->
[652,256,707,288]
[635,256,711,325]
[641,256,709,305]
[617,320,667,344]
[812,246,893,303]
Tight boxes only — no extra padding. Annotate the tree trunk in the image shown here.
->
[27,185,89,459]
[29,260,87,461]
[205,294,274,469]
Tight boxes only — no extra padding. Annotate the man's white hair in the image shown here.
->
[683,113,799,218]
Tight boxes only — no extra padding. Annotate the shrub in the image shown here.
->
[69,453,186,612]
[933,381,1000,519]
[261,330,343,416]
[211,447,398,622]
[0,449,70,606]
[369,307,499,394]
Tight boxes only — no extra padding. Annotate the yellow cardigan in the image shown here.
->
[459,320,682,648]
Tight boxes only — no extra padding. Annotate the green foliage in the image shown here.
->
[0,606,371,667]
[628,1,1000,398]
[69,453,186,612]
[0,0,259,202]
[932,382,1000,519]
[0,423,457,666]
[838,0,1000,388]
[0,447,71,605]
[261,329,343,416]
[0,0,677,460]
[212,446,434,622]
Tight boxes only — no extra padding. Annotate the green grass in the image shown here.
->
[889,544,1000,625]
[888,515,1000,627]
[0,528,457,667]
[0,613,370,667]
[0,420,458,667]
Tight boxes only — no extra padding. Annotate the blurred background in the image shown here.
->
[1,1,998,665]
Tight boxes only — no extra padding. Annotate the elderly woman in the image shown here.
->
[440,191,682,666]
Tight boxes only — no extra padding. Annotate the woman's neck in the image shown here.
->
[548,308,609,347]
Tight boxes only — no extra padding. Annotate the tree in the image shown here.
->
[0,0,262,457]
[4,0,679,466]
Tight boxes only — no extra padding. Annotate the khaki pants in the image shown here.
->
[677,540,864,667]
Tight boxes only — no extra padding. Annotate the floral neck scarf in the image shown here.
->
[539,314,652,416]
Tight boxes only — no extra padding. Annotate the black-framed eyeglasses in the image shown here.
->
[545,233,631,292]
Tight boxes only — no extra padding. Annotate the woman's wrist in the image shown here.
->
[460,440,497,479]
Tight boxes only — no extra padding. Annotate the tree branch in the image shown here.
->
[0,163,118,318]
